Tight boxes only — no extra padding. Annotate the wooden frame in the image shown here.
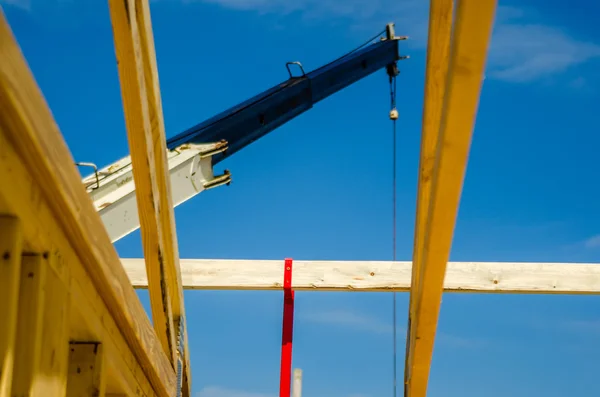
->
[4,0,589,396]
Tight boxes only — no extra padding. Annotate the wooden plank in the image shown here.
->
[0,11,175,397]
[409,0,454,306]
[405,0,454,391]
[107,0,175,366]
[135,0,187,325]
[12,254,47,397]
[12,253,71,396]
[0,216,22,397]
[107,3,190,393]
[404,1,498,397]
[67,343,106,397]
[121,259,600,294]
[133,4,191,392]
[38,261,71,396]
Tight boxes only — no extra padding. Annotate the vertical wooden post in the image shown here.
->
[12,254,47,397]
[0,216,23,396]
[38,253,71,395]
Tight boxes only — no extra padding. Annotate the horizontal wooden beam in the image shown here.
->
[121,259,600,294]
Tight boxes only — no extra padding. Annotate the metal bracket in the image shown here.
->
[199,139,228,159]
[384,23,408,42]
[76,162,100,190]
[285,62,306,79]
[203,170,231,190]
[175,317,186,397]
[383,23,409,78]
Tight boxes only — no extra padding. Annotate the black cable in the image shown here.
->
[308,28,387,76]
[390,75,398,397]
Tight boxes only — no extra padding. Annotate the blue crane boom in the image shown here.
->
[166,24,405,165]
[85,24,406,243]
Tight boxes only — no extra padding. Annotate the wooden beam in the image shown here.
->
[404,1,498,397]
[12,254,47,397]
[107,1,190,394]
[38,260,71,396]
[409,0,454,303]
[0,10,175,397]
[107,0,176,365]
[0,216,23,396]
[121,259,600,294]
[405,0,454,393]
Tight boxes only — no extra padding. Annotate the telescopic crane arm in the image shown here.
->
[82,23,406,242]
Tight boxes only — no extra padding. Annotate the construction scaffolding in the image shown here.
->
[2,1,595,397]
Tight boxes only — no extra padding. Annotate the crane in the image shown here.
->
[80,23,407,243]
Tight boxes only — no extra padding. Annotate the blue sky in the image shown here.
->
[3,0,600,396]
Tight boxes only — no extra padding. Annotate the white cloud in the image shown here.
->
[300,308,486,349]
[583,235,600,249]
[193,0,600,84]
[199,0,429,43]
[0,0,31,10]
[488,23,600,83]
[563,319,600,334]
[569,76,587,89]
[196,386,274,397]
[436,332,486,349]
[8,0,598,83]
[300,308,395,334]
[197,0,299,13]
[495,5,526,22]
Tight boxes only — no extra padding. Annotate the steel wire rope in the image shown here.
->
[389,73,398,397]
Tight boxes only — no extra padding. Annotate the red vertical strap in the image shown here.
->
[279,258,295,397]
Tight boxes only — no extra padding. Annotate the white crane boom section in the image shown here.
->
[80,141,230,242]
